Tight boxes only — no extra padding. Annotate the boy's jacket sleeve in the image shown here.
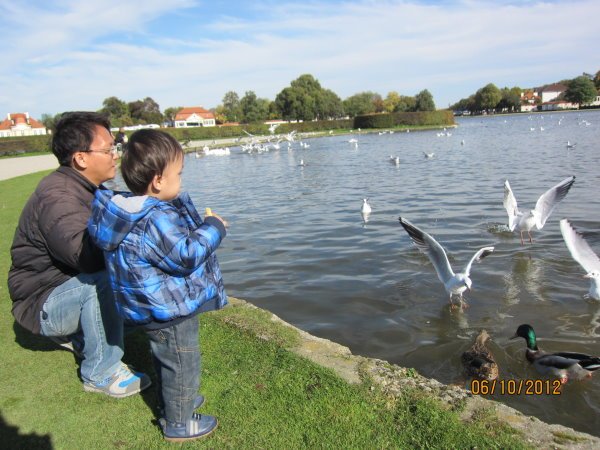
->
[143,207,224,276]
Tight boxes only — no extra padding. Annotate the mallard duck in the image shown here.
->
[511,324,600,384]
[462,329,499,380]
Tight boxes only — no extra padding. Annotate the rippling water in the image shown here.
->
[117,110,600,435]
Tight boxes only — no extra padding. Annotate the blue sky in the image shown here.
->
[1,0,598,118]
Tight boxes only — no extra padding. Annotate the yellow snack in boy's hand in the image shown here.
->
[205,208,212,216]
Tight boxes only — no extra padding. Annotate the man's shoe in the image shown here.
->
[83,363,151,398]
[159,413,218,442]
[159,394,204,417]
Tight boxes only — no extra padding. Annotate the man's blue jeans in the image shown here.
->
[39,271,124,384]
[146,316,200,424]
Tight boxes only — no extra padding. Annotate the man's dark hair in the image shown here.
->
[121,129,183,195]
[52,112,111,166]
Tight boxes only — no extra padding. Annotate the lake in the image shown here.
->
[117,110,600,435]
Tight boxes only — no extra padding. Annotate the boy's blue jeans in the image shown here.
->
[39,271,124,384]
[146,315,200,424]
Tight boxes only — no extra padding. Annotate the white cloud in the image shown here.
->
[1,0,598,116]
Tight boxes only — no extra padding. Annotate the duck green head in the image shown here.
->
[511,324,538,350]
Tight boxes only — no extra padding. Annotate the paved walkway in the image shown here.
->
[0,154,58,181]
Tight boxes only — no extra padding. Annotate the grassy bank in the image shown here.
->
[0,172,528,449]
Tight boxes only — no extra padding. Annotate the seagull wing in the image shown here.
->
[463,247,495,277]
[560,219,600,274]
[533,176,575,229]
[243,129,255,137]
[503,180,519,231]
[399,217,454,285]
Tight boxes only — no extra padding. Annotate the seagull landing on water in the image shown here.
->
[503,176,575,245]
[566,141,576,149]
[423,151,435,159]
[398,217,494,309]
[560,219,600,301]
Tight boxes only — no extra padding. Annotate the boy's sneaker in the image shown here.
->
[83,363,151,398]
[159,413,218,442]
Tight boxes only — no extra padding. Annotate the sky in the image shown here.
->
[1,0,598,119]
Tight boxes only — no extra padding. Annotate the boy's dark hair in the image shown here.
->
[121,129,183,195]
[52,111,111,166]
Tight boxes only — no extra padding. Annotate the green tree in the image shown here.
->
[128,97,163,124]
[343,91,380,117]
[213,105,227,124]
[396,95,416,112]
[163,106,182,124]
[383,91,400,113]
[564,76,597,106]
[240,91,270,123]
[99,96,130,126]
[475,83,502,111]
[315,89,344,119]
[275,74,343,121]
[222,91,242,122]
[497,87,521,112]
[414,89,435,111]
[594,70,600,89]
[40,113,61,131]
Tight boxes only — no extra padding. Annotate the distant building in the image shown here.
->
[539,83,568,103]
[0,113,47,138]
[584,91,600,107]
[540,100,578,111]
[519,90,540,112]
[174,107,216,128]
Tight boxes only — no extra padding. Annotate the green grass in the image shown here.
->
[0,172,529,449]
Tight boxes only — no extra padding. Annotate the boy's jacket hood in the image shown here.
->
[89,190,161,251]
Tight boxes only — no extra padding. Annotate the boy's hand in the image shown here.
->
[205,208,228,228]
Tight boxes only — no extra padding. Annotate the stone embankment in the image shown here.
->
[228,297,600,449]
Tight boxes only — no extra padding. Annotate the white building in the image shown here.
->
[0,113,47,138]
[174,107,216,128]
[539,83,568,103]
[540,101,578,111]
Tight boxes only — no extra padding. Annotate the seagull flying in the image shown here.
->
[503,176,575,245]
[399,217,494,309]
[560,219,600,301]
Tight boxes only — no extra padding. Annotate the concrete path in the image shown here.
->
[0,154,58,181]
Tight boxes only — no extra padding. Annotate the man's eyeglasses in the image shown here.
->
[83,144,119,156]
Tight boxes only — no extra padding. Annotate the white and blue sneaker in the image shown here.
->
[83,363,151,398]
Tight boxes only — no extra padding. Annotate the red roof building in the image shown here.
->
[174,107,216,128]
[0,113,48,138]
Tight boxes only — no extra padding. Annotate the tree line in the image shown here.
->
[40,74,436,129]
[450,71,600,114]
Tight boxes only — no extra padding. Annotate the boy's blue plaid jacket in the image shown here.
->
[88,189,227,326]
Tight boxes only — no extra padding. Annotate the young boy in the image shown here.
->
[88,129,227,442]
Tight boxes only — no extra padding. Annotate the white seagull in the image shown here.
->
[399,217,494,309]
[361,198,372,214]
[560,219,600,301]
[503,176,575,245]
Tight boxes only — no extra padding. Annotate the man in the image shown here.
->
[8,111,151,398]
